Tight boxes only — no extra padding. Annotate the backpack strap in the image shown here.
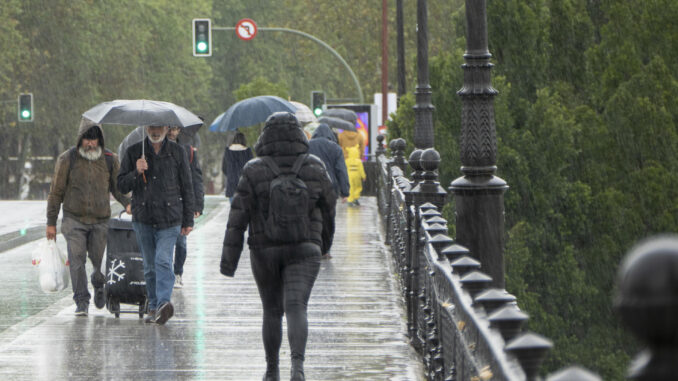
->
[103,149,114,175]
[290,154,308,176]
[261,156,281,177]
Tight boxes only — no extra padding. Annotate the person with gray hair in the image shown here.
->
[118,125,195,325]
[47,120,130,316]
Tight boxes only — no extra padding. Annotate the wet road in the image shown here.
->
[0,197,423,380]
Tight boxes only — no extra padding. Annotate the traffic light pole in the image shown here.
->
[212,26,364,103]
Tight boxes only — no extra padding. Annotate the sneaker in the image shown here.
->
[93,286,106,309]
[75,302,88,316]
[144,310,156,324]
[154,302,174,325]
[173,274,183,289]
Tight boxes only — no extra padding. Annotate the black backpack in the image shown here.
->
[261,154,311,243]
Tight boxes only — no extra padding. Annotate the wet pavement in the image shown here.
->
[0,196,423,380]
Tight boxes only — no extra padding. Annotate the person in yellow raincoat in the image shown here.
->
[345,145,366,206]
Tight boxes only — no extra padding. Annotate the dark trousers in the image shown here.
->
[250,242,321,363]
[173,234,187,276]
[60,217,107,304]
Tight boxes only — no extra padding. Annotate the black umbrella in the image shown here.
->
[209,95,296,132]
[322,108,357,125]
[318,116,357,132]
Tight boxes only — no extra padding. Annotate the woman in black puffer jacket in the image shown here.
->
[220,112,337,381]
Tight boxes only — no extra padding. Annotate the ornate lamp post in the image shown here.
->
[449,0,508,288]
[413,0,434,149]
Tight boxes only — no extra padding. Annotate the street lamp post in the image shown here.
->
[413,0,434,149]
[449,0,508,288]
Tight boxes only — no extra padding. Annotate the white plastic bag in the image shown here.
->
[32,239,70,293]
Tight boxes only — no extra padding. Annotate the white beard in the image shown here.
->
[148,132,167,144]
[78,146,103,161]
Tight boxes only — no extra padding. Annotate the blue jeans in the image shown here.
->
[133,222,180,311]
[173,234,187,276]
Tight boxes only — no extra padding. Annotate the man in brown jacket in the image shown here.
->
[46,119,130,316]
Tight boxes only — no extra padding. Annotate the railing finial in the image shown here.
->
[615,235,678,380]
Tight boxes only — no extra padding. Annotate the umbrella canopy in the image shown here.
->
[322,108,357,125]
[118,125,202,158]
[318,116,356,132]
[82,99,202,128]
[209,95,296,132]
[290,101,317,124]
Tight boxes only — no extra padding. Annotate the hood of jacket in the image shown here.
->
[311,123,337,143]
[346,145,361,160]
[77,118,105,149]
[254,112,308,157]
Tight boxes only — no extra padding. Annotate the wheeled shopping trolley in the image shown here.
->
[105,213,147,318]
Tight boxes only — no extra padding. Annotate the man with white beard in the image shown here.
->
[47,120,131,316]
[118,125,195,325]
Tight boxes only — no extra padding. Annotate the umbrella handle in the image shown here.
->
[142,154,147,184]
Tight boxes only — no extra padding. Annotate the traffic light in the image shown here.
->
[18,93,33,122]
[192,18,212,57]
[311,91,325,117]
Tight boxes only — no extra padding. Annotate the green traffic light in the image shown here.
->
[196,41,208,53]
[21,110,31,119]
[313,108,322,117]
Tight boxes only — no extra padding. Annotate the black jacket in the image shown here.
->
[308,124,350,198]
[220,114,337,276]
[221,145,254,198]
[118,137,195,229]
[182,143,205,213]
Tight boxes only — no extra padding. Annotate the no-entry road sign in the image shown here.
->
[235,19,257,41]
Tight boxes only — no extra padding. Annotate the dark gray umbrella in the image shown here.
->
[322,108,357,125]
[83,99,202,128]
[83,99,202,157]
[209,95,296,132]
[318,116,356,132]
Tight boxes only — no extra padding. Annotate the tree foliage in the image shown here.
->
[386,1,676,379]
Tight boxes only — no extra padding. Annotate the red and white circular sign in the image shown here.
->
[235,19,257,41]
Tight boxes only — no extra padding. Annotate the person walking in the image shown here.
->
[308,123,349,260]
[337,128,364,161]
[308,123,349,201]
[46,120,130,316]
[220,112,337,381]
[118,125,195,325]
[167,126,204,289]
[221,131,253,202]
[345,145,366,206]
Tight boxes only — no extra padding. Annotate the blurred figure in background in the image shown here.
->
[221,131,253,203]
[345,145,366,206]
[167,126,204,289]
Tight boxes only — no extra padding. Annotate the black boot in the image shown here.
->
[290,358,304,381]
[263,357,279,381]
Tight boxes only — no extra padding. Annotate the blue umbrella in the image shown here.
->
[209,95,296,132]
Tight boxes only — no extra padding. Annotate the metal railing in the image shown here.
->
[373,136,608,381]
